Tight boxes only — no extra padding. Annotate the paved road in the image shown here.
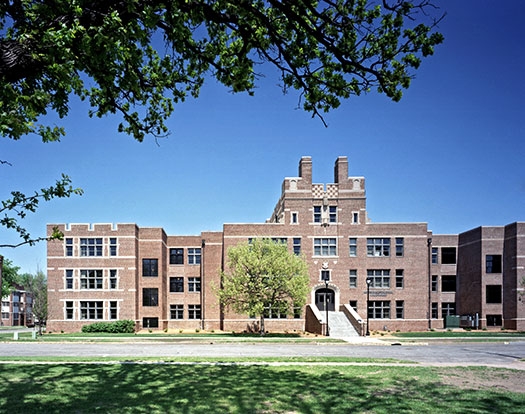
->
[1,341,525,369]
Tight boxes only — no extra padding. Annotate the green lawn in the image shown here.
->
[0,361,523,413]
[0,331,344,344]
[390,330,525,338]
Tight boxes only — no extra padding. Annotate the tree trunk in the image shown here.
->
[259,315,266,336]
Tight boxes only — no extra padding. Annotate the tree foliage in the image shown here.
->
[0,174,83,248]
[0,0,445,142]
[219,238,310,334]
[19,270,48,334]
[1,256,20,298]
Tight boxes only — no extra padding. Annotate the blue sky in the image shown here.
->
[1,1,524,274]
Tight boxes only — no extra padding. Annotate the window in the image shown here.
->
[109,270,118,289]
[441,302,456,318]
[188,304,201,319]
[432,248,438,264]
[65,238,73,256]
[349,270,357,288]
[143,317,158,328]
[143,288,158,306]
[188,277,201,292]
[349,300,358,311]
[486,255,502,273]
[367,269,390,288]
[395,238,404,257]
[320,270,330,282]
[65,301,74,319]
[367,238,390,257]
[368,301,390,319]
[65,269,73,289]
[441,275,456,292]
[80,301,103,319]
[80,270,103,289]
[170,248,184,265]
[293,306,302,318]
[263,303,287,319]
[349,238,357,257]
[80,238,103,257]
[441,247,456,264]
[395,269,404,288]
[352,212,359,224]
[293,238,301,255]
[109,238,118,256]
[188,248,201,265]
[313,206,322,223]
[431,275,438,292]
[109,301,118,319]
[142,259,158,277]
[170,304,184,319]
[329,206,337,223]
[314,238,337,256]
[487,315,502,326]
[486,285,502,304]
[271,237,287,244]
[396,300,404,319]
[170,277,184,293]
[431,302,438,319]
[291,212,298,224]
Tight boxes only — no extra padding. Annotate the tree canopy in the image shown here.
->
[1,0,444,246]
[219,238,310,334]
[1,256,20,297]
[0,0,444,142]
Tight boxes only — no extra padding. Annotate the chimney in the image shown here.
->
[298,156,312,184]
[334,156,348,183]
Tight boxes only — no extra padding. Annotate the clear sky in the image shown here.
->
[1,1,524,274]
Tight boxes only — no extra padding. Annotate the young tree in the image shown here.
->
[19,271,48,335]
[0,1,445,142]
[219,238,310,334]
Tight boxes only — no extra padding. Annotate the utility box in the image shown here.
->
[445,315,460,328]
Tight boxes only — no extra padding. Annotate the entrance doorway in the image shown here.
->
[315,288,335,311]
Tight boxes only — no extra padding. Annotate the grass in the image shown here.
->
[0,361,523,413]
[0,331,344,344]
[0,356,408,364]
[390,330,525,338]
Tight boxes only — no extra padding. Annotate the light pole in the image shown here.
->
[366,277,372,336]
[324,280,329,336]
[427,238,432,330]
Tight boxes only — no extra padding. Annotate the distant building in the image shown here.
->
[46,157,525,333]
[1,284,34,327]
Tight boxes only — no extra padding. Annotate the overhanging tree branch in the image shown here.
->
[0,175,83,248]
[0,1,444,142]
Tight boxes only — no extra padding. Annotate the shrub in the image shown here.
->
[81,319,135,334]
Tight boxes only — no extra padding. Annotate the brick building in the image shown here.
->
[46,157,525,333]
[1,286,34,327]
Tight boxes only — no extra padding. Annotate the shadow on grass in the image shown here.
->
[0,364,523,413]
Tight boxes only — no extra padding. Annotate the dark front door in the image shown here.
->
[315,288,335,311]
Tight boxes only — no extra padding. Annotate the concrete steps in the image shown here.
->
[326,311,359,339]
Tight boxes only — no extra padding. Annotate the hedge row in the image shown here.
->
[81,319,135,333]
